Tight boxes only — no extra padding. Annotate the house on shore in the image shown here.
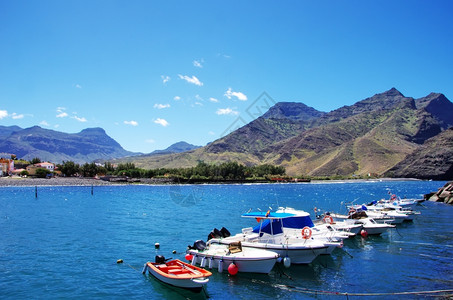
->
[26,162,56,176]
[0,157,15,176]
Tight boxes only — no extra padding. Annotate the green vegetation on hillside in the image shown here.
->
[57,160,286,181]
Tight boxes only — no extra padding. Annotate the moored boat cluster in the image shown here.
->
[144,194,423,293]
[186,194,422,274]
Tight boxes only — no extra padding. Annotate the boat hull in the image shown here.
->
[187,250,278,274]
[213,239,327,264]
[144,260,211,293]
[187,242,278,274]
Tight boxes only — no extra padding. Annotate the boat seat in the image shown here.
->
[165,265,180,269]
[168,269,191,274]
[228,241,242,254]
[242,227,253,234]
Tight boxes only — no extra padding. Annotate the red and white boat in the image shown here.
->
[143,256,212,293]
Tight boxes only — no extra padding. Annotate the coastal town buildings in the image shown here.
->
[0,153,56,177]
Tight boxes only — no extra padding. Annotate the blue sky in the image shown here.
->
[1,1,452,153]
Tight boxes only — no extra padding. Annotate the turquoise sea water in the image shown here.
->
[1,180,453,299]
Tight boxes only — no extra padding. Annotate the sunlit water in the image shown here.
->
[1,180,452,299]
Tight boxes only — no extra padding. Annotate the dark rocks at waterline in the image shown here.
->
[425,181,453,204]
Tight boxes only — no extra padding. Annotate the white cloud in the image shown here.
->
[145,139,155,144]
[217,53,231,59]
[154,103,170,109]
[224,87,247,101]
[0,109,28,120]
[193,59,203,68]
[161,75,170,84]
[56,107,68,118]
[216,107,239,116]
[154,118,169,127]
[174,96,181,101]
[75,84,82,89]
[124,120,138,126]
[57,112,68,118]
[11,113,24,119]
[40,120,50,126]
[194,102,203,107]
[178,74,203,86]
[73,116,87,122]
[209,97,219,103]
[0,109,8,119]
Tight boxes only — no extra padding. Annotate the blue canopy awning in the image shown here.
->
[242,211,295,219]
[252,219,283,235]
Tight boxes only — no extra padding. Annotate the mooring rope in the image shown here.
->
[247,278,453,298]
[272,282,453,297]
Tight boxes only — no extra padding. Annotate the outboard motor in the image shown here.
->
[207,228,222,240]
[155,255,166,264]
[193,240,207,251]
[188,240,207,251]
[220,227,231,238]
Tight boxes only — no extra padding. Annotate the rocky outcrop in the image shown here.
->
[425,181,453,204]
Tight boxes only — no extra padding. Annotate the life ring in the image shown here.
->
[323,215,334,224]
[301,226,312,239]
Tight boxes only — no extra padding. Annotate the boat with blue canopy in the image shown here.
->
[208,210,330,264]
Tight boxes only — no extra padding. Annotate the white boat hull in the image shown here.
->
[187,242,278,274]
[187,251,277,274]
[213,238,328,264]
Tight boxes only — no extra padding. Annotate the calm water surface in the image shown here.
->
[1,180,452,299]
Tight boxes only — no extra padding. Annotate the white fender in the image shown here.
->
[218,259,224,273]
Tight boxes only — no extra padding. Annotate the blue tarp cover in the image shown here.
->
[281,215,314,228]
[252,219,283,235]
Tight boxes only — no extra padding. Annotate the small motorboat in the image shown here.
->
[143,256,212,293]
[187,239,279,274]
[331,212,395,235]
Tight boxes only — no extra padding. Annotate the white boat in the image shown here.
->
[142,256,212,293]
[274,207,348,254]
[370,192,418,210]
[356,218,395,235]
[186,240,279,274]
[330,212,395,235]
[211,211,330,264]
[349,204,408,224]
[278,207,361,237]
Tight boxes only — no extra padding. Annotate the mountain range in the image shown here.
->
[1,88,452,179]
[121,88,453,179]
[0,126,136,164]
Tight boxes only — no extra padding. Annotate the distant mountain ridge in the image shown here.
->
[122,88,453,180]
[148,141,201,156]
[0,126,137,164]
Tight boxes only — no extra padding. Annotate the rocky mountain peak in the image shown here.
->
[261,102,325,122]
[416,93,453,129]
[79,127,107,135]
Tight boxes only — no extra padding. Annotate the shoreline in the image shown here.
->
[0,176,427,187]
